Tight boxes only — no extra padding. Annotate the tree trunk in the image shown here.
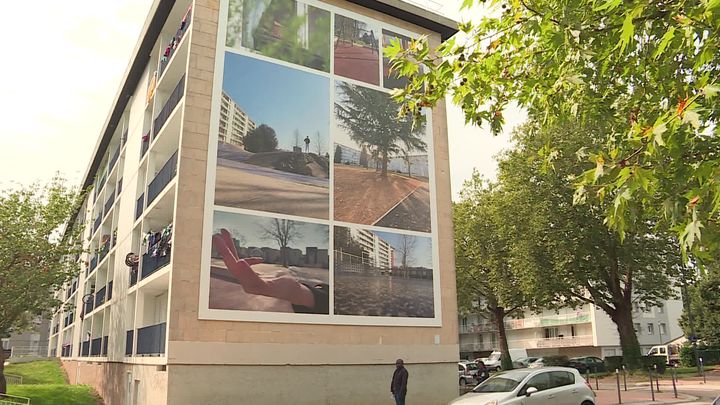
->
[0,346,7,394]
[492,306,514,371]
[381,151,388,177]
[611,306,642,370]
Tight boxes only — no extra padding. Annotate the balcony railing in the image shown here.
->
[505,311,591,330]
[460,323,498,334]
[535,335,593,348]
[122,129,128,147]
[459,342,494,352]
[125,330,134,356]
[90,337,102,356]
[130,269,138,287]
[61,345,72,357]
[140,131,150,159]
[89,255,98,272]
[84,299,94,315]
[93,214,102,233]
[136,322,166,356]
[94,286,106,308]
[153,76,185,138]
[146,151,178,206]
[102,336,108,356]
[117,177,123,194]
[104,191,115,217]
[96,175,107,197]
[107,281,113,301]
[141,251,171,280]
[81,340,90,357]
[135,193,145,220]
[158,6,192,77]
[98,242,110,263]
[109,147,120,172]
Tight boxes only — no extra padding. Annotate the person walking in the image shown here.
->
[391,358,409,405]
[304,136,311,153]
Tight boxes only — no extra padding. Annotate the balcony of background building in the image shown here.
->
[125,330,134,356]
[81,340,90,357]
[504,311,591,330]
[61,344,72,357]
[140,131,150,160]
[136,322,166,356]
[136,193,145,220]
[460,323,498,334]
[109,146,120,173]
[103,191,116,218]
[146,151,177,206]
[158,5,192,78]
[90,337,103,356]
[152,77,185,141]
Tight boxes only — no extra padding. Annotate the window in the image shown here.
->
[657,304,664,314]
[550,371,575,388]
[659,323,667,335]
[544,327,559,339]
[647,323,654,335]
[634,323,641,333]
[521,372,551,394]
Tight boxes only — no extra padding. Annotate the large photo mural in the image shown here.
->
[202,0,439,324]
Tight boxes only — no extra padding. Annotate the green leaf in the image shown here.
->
[707,0,720,12]
[683,110,701,129]
[682,217,704,248]
[594,0,622,11]
[653,123,667,146]
[702,84,720,98]
[618,7,643,54]
[653,26,675,59]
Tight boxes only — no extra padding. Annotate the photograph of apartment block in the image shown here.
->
[47,0,458,404]
[218,90,255,147]
[459,298,684,360]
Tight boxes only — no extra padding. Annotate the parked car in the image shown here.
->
[481,349,529,371]
[449,367,596,405]
[568,356,606,373]
[513,357,539,369]
[528,355,570,368]
[459,361,481,386]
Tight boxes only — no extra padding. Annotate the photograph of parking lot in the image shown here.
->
[382,29,412,89]
[225,0,331,72]
[333,225,434,318]
[333,80,432,232]
[215,53,330,219]
[209,211,329,314]
[334,14,380,85]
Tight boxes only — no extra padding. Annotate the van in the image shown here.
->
[478,348,529,371]
[647,344,680,366]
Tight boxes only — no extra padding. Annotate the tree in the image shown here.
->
[334,82,427,177]
[294,129,301,149]
[244,124,278,153]
[261,219,300,267]
[454,179,536,371]
[334,145,342,164]
[681,267,720,346]
[401,148,412,178]
[394,234,417,277]
[387,0,720,257]
[494,121,682,369]
[359,146,369,168]
[0,178,84,393]
[315,131,323,155]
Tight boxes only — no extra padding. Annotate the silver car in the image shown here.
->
[449,367,595,405]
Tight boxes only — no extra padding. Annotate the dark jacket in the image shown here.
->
[391,366,409,396]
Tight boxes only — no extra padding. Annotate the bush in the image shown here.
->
[680,345,720,367]
[641,356,666,374]
[605,356,624,372]
[244,124,278,153]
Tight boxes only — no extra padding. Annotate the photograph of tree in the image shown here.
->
[333,80,431,232]
[215,53,330,219]
[226,0,331,72]
[382,29,411,89]
[210,211,330,314]
[334,14,380,86]
[334,225,433,317]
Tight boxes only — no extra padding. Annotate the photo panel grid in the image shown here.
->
[332,79,432,233]
[226,0,331,72]
[333,224,434,318]
[333,13,381,86]
[382,29,412,90]
[210,210,330,315]
[214,52,331,220]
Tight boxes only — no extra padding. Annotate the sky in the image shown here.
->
[223,52,330,152]
[214,211,329,249]
[0,0,524,200]
[374,230,433,269]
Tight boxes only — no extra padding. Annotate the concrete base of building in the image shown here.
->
[62,361,457,405]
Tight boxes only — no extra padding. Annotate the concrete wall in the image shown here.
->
[62,360,168,405]
[166,363,455,405]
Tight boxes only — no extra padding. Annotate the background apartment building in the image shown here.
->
[48,0,458,404]
[459,298,684,360]
[355,228,395,269]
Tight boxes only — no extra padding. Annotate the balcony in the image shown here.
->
[81,340,90,357]
[535,335,593,348]
[104,191,115,217]
[459,342,494,352]
[122,129,128,147]
[460,323,498,334]
[504,311,591,330]
[107,281,113,301]
[140,131,150,160]
[84,299,94,315]
[117,177,123,194]
[89,255,98,272]
[96,175,107,197]
[102,336,108,356]
[146,151,178,206]
[152,76,185,139]
[94,286,106,308]
[135,193,145,220]
[109,147,120,172]
[136,322,166,356]
[90,337,102,356]
[141,251,171,280]
[125,330,134,356]
[158,6,192,77]
[130,269,138,287]
[98,242,110,263]
[61,345,72,357]
[92,213,102,234]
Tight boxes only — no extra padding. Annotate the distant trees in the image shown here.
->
[244,124,278,153]
[359,146,369,168]
[334,145,342,164]
[261,219,300,267]
[681,268,720,346]
[334,82,426,177]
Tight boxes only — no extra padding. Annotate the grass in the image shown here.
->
[3,360,101,405]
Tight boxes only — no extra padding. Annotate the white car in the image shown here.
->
[449,367,595,405]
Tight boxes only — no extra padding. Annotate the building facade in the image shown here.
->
[49,1,458,404]
[355,228,395,269]
[459,298,685,360]
[218,90,255,146]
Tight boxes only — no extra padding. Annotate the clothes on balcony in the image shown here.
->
[142,223,173,257]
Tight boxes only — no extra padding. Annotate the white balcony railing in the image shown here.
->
[461,312,591,335]
[461,335,595,353]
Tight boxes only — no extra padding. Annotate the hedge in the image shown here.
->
[602,355,666,373]
[680,346,720,368]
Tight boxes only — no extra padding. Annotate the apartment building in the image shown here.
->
[218,90,255,146]
[459,299,685,360]
[48,0,458,404]
[355,228,395,269]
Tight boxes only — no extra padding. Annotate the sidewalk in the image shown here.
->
[593,373,720,404]
[595,387,699,404]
